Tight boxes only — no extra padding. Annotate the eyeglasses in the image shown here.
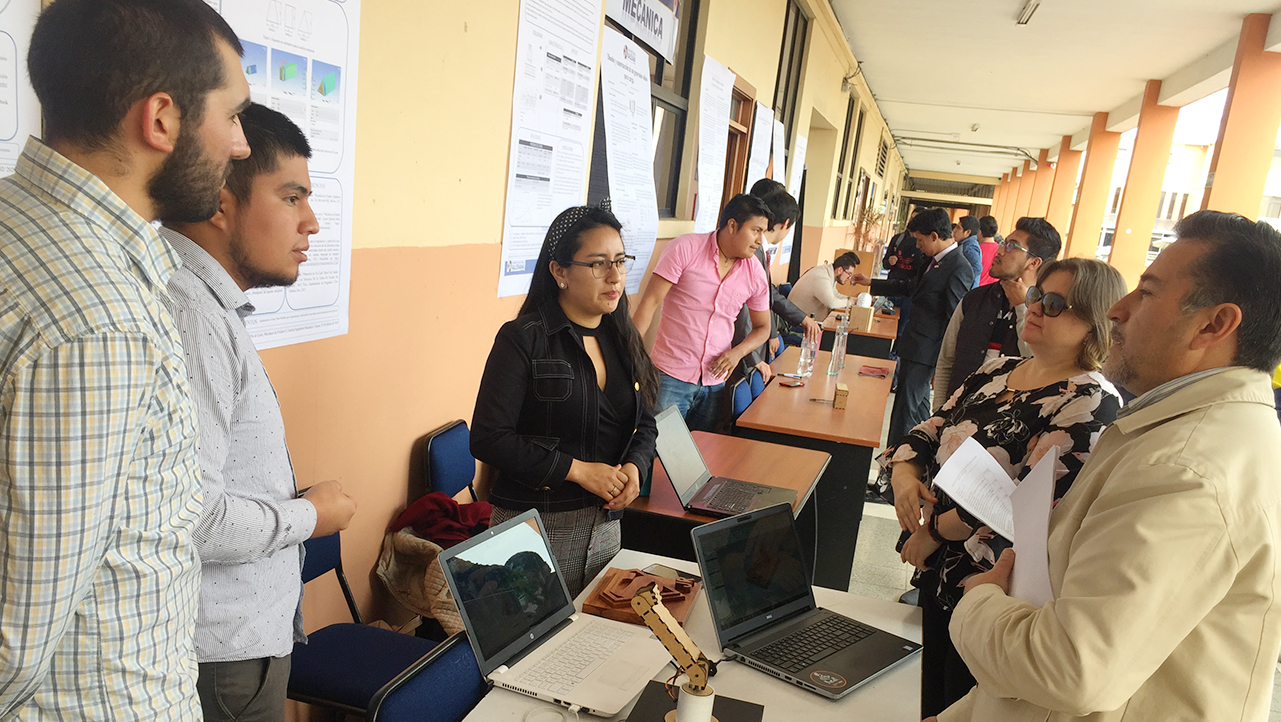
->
[1025,285,1074,317]
[999,238,1030,254]
[564,255,636,278]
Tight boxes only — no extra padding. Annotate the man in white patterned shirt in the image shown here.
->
[0,0,250,718]
[162,103,357,722]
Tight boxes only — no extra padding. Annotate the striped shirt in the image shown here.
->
[0,138,203,719]
[159,227,315,663]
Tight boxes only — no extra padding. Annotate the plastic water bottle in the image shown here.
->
[828,313,848,375]
[797,314,816,377]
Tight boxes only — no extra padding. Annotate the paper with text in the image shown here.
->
[931,437,1015,540]
[1010,447,1057,606]
[744,103,773,192]
[692,55,734,233]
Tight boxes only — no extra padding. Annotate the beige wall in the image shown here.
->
[275,5,906,716]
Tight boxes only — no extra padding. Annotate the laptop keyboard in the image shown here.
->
[708,482,758,512]
[753,615,877,673]
[513,622,634,695]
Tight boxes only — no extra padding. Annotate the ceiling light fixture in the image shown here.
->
[1016,0,1040,25]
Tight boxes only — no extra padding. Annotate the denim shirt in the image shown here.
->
[471,300,657,512]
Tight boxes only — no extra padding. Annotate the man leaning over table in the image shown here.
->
[926,210,1281,722]
[633,193,772,432]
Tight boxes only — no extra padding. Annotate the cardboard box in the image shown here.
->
[846,305,875,332]
[833,382,849,410]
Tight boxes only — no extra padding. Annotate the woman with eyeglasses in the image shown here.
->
[872,257,1127,718]
[471,202,659,595]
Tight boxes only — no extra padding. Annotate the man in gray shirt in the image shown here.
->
[161,103,357,721]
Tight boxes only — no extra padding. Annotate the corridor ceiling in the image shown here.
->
[830,0,1281,178]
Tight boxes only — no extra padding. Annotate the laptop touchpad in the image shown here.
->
[595,658,646,689]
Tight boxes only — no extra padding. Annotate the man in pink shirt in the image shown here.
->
[633,194,772,431]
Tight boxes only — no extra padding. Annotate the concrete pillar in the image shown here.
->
[1066,112,1122,259]
[1110,80,1179,288]
[1014,160,1035,221]
[1028,148,1055,217]
[992,173,1009,223]
[1002,167,1022,232]
[1202,13,1281,217]
[1047,135,1083,240]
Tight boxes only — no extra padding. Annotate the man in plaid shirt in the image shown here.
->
[0,0,250,718]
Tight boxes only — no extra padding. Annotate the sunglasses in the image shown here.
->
[1025,285,1074,317]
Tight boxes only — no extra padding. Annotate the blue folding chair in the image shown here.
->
[367,632,489,722]
[409,420,477,501]
[730,376,753,418]
[749,368,765,398]
[288,533,445,716]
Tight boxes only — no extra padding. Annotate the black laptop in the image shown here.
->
[654,405,797,517]
[691,503,921,699]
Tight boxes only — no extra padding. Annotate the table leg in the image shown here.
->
[733,428,872,591]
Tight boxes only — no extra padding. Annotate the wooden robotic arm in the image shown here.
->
[631,582,711,691]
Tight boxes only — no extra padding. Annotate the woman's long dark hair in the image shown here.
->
[519,205,660,409]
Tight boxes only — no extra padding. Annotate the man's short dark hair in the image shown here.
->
[759,188,800,230]
[718,193,772,231]
[224,103,311,203]
[749,178,785,199]
[1175,210,1281,372]
[834,252,860,271]
[979,216,999,238]
[907,208,952,239]
[1014,217,1062,262]
[958,216,980,237]
[30,0,243,149]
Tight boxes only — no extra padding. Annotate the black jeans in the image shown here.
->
[197,655,291,722]
[919,573,977,718]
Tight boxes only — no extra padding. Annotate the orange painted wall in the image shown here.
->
[1066,113,1122,259]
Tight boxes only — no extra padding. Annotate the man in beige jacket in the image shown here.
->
[933,210,1281,722]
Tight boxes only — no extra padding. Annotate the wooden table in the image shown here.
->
[819,311,898,358]
[734,347,895,589]
[622,432,830,561]
[463,550,922,722]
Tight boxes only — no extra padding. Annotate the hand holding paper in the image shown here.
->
[933,437,1057,606]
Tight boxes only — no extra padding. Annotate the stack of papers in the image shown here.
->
[931,437,1057,606]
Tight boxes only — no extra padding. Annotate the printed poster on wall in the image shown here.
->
[496,0,603,298]
[599,28,659,295]
[777,134,806,266]
[692,54,734,234]
[0,0,39,177]
[744,102,773,194]
[215,0,360,349]
[771,119,785,181]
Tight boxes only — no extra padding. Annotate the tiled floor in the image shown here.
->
[845,391,1281,719]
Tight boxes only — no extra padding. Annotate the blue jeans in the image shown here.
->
[657,371,726,432]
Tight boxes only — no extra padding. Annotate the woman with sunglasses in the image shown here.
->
[471,202,659,595]
[873,257,1126,718]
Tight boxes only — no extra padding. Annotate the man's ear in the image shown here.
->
[1189,303,1243,352]
[207,187,237,232]
[1025,256,1043,276]
[136,92,181,153]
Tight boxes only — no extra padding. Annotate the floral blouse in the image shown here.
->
[874,356,1121,610]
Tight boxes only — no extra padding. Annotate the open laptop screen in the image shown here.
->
[654,405,711,506]
[696,505,812,637]
[441,515,573,664]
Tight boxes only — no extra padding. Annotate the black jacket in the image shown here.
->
[470,300,658,512]
[870,247,973,366]
[947,282,1022,399]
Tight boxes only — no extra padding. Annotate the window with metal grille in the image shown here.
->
[773,0,808,149]
[842,107,866,220]
[586,0,701,218]
[876,138,888,178]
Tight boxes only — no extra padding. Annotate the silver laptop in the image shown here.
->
[691,503,921,699]
[654,404,798,517]
[438,509,671,716]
